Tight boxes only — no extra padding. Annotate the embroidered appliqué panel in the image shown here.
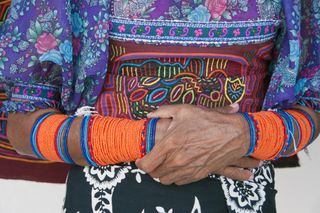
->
[96,40,274,118]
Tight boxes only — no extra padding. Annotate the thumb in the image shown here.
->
[214,103,239,114]
[217,167,254,181]
[233,157,262,169]
[147,105,179,118]
[136,144,167,173]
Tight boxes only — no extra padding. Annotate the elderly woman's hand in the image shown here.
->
[136,104,260,185]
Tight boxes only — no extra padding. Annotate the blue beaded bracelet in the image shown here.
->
[55,116,77,164]
[275,110,294,159]
[62,116,77,164]
[56,117,69,162]
[146,118,159,154]
[240,112,256,156]
[80,115,98,166]
[30,112,57,159]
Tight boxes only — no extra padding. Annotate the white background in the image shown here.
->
[0,137,319,213]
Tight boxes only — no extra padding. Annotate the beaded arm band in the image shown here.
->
[240,109,316,160]
[30,113,159,166]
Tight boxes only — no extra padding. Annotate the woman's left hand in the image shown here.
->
[136,104,253,185]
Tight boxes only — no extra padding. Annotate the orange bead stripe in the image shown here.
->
[35,113,148,165]
[90,116,146,165]
[249,109,314,160]
[37,114,68,162]
[250,111,285,160]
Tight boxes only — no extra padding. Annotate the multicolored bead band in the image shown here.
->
[29,112,155,166]
[243,109,316,160]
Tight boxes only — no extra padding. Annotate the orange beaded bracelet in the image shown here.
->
[89,116,146,165]
[33,113,148,166]
[246,109,315,160]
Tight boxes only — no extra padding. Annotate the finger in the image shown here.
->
[148,135,189,178]
[217,167,253,181]
[232,157,262,169]
[135,143,167,173]
[149,163,173,178]
[175,177,202,186]
[174,170,207,186]
[214,103,239,114]
[158,167,195,185]
[148,152,179,178]
[147,105,180,118]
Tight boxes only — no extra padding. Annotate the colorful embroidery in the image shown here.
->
[96,40,273,120]
[0,0,11,26]
[11,83,60,105]
[109,17,281,46]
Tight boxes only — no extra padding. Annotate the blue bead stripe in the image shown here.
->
[146,118,159,154]
[240,113,256,156]
[80,116,98,167]
[62,116,77,164]
[276,110,294,159]
[30,112,57,159]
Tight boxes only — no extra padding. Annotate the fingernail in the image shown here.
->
[259,161,264,167]
[230,103,239,108]
[248,174,254,181]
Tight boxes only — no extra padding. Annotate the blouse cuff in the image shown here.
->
[0,82,61,113]
[297,99,320,114]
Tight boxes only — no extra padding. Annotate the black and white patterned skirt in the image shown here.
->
[63,162,277,213]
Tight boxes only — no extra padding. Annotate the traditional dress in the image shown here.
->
[0,0,319,212]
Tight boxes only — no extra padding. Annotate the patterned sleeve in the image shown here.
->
[295,0,320,112]
[263,0,320,113]
[0,0,111,114]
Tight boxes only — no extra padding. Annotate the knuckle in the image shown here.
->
[160,178,172,185]
[140,164,152,173]
[228,169,238,179]
[172,155,187,167]
[175,179,188,186]
[194,171,205,180]
[148,172,158,178]
[175,182,184,186]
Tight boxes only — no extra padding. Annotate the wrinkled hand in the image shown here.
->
[136,104,260,185]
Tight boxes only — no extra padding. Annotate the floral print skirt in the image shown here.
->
[64,162,277,213]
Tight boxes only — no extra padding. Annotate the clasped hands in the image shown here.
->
[136,104,261,185]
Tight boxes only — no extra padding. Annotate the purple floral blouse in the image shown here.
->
[0,0,319,115]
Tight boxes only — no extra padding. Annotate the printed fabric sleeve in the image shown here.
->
[0,0,111,114]
[263,0,320,113]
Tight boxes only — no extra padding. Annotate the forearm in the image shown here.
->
[7,109,89,166]
[7,108,169,166]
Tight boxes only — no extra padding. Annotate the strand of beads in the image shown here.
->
[30,113,158,166]
[240,109,316,160]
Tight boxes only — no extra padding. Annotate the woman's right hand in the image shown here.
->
[155,118,172,145]
[144,105,261,183]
